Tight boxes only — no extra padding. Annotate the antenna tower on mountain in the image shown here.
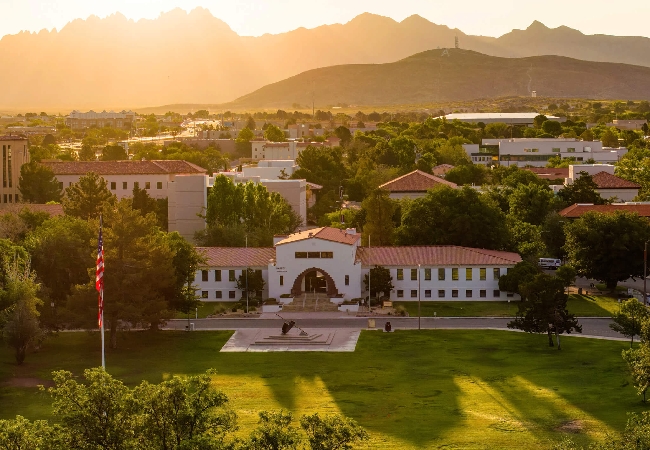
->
[455,36,459,49]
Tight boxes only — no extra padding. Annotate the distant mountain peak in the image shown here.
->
[527,20,550,31]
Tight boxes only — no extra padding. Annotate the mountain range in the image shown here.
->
[227,49,650,108]
[3,8,650,110]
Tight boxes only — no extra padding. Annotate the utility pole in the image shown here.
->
[418,264,421,330]
[645,241,648,306]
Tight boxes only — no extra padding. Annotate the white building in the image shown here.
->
[440,113,565,126]
[41,160,206,200]
[463,138,626,167]
[194,226,522,303]
[251,141,334,161]
[564,164,640,202]
[242,160,298,180]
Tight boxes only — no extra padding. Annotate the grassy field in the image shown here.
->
[396,294,620,318]
[0,329,644,449]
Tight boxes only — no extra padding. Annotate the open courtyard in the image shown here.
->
[0,329,644,449]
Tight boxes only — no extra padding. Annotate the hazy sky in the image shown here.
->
[2,0,650,39]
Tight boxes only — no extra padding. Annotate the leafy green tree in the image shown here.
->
[24,216,94,308]
[62,172,116,220]
[444,164,488,186]
[564,211,650,290]
[363,266,394,301]
[237,269,266,301]
[361,189,396,246]
[498,261,539,295]
[103,200,176,347]
[616,148,650,200]
[508,183,556,226]
[541,120,563,136]
[292,146,347,194]
[541,212,568,259]
[134,372,237,449]
[264,124,285,142]
[166,232,205,320]
[611,300,649,347]
[18,161,62,203]
[0,415,62,450]
[46,368,139,449]
[557,172,607,207]
[246,116,256,130]
[101,144,128,161]
[507,273,582,349]
[300,413,369,450]
[601,128,620,147]
[507,218,546,261]
[533,115,548,129]
[237,127,254,142]
[623,345,650,403]
[1,262,43,364]
[244,410,301,450]
[334,126,352,146]
[396,186,509,250]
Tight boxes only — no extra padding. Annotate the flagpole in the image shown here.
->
[101,291,105,369]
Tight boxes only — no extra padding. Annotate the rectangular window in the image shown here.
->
[295,252,307,258]
[552,148,561,153]
[2,145,6,188]
[397,290,404,298]
[397,269,403,280]
[507,292,515,298]
[321,252,333,258]
[493,290,501,298]
[493,268,501,279]
[307,252,320,258]
[59,182,63,190]
[215,270,221,282]
[123,181,128,189]
[480,268,486,280]
[215,291,222,299]
[229,270,235,282]
[2,194,6,203]
[280,275,284,286]
[345,275,349,286]
[452,290,459,298]
[157,181,163,189]
[110,182,116,190]
[201,291,208,299]
[567,148,576,153]
[452,268,459,281]
[229,291,236,299]
[480,290,487,298]
[425,290,431,298]
[438,290,445,298]
[411,269,418,281]
[6,146,11,188]
[201,270,208,282]
[14,194,18,203]
[438,268,445,281]
[134,182,139,189]
[466,268,472,281]
[411,290,417,298]
[425,268,431,281]
[145,182,151,190]
[466,290,473,298]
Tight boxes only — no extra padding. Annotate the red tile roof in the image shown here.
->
[524,167,570,179]
[41,160,206,175]
[0,203,64,216]
[591,171,640,189]
[559,203,650,218]
[197,247,276,268]
[379,170,457,192]
[275,227,361,246]
[356,246,522,266]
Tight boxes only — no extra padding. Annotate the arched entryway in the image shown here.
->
[291,267,338,297]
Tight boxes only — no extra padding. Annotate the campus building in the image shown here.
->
[0,135,29,204]
[439,113,565,126]
[40,160,207,200]
[65,110,136,130]
[463,138,626,167]
[193,226,522,303]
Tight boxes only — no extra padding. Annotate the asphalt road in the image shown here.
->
[166,317,624,340]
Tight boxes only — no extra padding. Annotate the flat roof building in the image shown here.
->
[439,113,565,126]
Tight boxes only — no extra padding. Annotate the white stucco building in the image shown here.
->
[41,160,206,200]
[463,138,626,167]
[194,227,522,304]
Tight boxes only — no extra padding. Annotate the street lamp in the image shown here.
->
[418,264,421,330]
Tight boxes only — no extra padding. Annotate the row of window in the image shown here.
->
[201,290,237,299]
[396,268,502,281]
[1,194,19,204]
[396,289,514,298]
[110,181,163,191]
[295,252,333,259]
[2,145,12,188]
[201,269,262,282]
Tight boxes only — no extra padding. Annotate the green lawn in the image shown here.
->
[396,295,621,318]
[173,301,252,319]
[0,330,643,449]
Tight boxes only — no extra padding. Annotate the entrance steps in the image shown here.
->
[281,293,340,312]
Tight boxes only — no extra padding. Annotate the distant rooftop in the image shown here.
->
[380,170,457,193]
[442,113,562,121]
[41,160,206,176]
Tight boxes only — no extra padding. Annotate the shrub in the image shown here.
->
[395,305,407,317]
[280,293,292,298]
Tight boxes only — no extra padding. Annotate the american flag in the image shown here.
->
[96,220,104,328]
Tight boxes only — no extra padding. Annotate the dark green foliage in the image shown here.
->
[18,162,62,203]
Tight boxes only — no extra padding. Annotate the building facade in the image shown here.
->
[40,160,206,200]
[194,227,522,303]
[0,135,29,204]
[66,110,136,129]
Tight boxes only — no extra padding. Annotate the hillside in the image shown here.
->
[228,49,650,108]
[2,9,650,110]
